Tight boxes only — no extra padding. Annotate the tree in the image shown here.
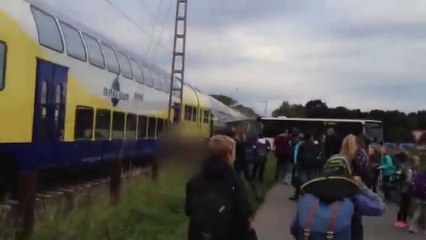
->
[272,101,305,118]
[210,94,237,106]
[305,99,329,118]
[210,94,259,118]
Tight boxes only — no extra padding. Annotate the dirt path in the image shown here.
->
[253,184,424,240]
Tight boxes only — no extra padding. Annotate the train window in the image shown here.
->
[192,107,197,122]
[0,42,6,90]
[117,53,133,79]
[147,117,157,138]
[74,106,94,140]
[101,44,120,74]
[137,115,147,139]
[112,112,125,140]
[185,106,193,121]
[31,7,64,52]
[203,110,210,123]
[95,109,111,140]
[59,22,86,61]
[157,119,164,135]
[83,34,105,69]
[126,114,137,140]
[130,59,144,83]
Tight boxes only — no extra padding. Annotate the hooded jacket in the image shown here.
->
[185,157,253,240]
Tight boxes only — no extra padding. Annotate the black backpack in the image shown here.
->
[190,177,235,240]
[298,143,323,169]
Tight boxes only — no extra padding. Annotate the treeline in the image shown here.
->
[272,100,426,143]
[210,94,259,118]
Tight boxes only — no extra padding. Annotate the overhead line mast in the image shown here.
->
[167,0,188,122]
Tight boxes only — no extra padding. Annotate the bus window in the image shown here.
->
[74,106,94,140]
[95,109,111,140]
[0,42,6,90]
[31,7,64,52]
[112,112,125,140]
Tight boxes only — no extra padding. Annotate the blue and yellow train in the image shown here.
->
[0,1,247,195]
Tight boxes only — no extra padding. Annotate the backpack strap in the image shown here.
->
[303,198,319,239]
[326,202,341,239]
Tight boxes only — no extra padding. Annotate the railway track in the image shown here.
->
[0,167,152,227]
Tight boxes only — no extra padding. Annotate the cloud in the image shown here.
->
[36,0,426,115]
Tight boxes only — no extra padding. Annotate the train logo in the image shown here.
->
[103,77,130,106]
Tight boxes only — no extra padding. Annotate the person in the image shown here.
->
[366,143,381,193]
[233,130,261,200]
[296,133,322,184]
[379,146,397,202]
[289,133,304,200]
[353,135,369,182]
[324,128,342,159]
[251,134,271,182]
[273,130,292,182]
[185,135,254,240]
[409,159,426,234]
[394,155,418,228]
[290,152,385,240]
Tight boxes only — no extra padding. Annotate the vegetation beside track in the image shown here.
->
[0,154,278,240]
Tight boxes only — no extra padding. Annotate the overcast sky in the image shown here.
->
[38,0,426,115]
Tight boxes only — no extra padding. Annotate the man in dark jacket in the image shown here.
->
[297,133,322,183]
[185,135,253,240]
[324,128,342,159]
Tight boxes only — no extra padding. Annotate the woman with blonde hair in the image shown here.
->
[340,134,359,161]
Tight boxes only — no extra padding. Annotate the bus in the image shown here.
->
[261,117,384,143]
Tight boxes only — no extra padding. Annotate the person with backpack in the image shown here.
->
[394,155,418,228]
[185,135,254,240]
[378,146,397,202]
[251,134,271,182]
[290,154,385,240]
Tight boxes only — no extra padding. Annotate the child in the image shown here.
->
[379,147,396,201]
[394,155,417,228]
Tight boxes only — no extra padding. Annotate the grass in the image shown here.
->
[0,154,278,240]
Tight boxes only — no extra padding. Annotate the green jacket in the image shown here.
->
[379,155,396,176]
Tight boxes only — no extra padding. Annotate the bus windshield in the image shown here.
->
[364,121,384,143]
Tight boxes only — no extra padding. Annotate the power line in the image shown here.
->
[150,0,174,59]
[146,0,165,57]
[104,0,169,50]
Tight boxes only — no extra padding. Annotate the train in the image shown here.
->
[0,0,248,197]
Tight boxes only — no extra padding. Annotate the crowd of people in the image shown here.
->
[183,126,426,240]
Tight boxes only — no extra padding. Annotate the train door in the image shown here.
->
[33,59,68,166]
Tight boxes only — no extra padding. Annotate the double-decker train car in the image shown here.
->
[0,1,246,196]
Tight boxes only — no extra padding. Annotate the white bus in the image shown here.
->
[261,117,384,143]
